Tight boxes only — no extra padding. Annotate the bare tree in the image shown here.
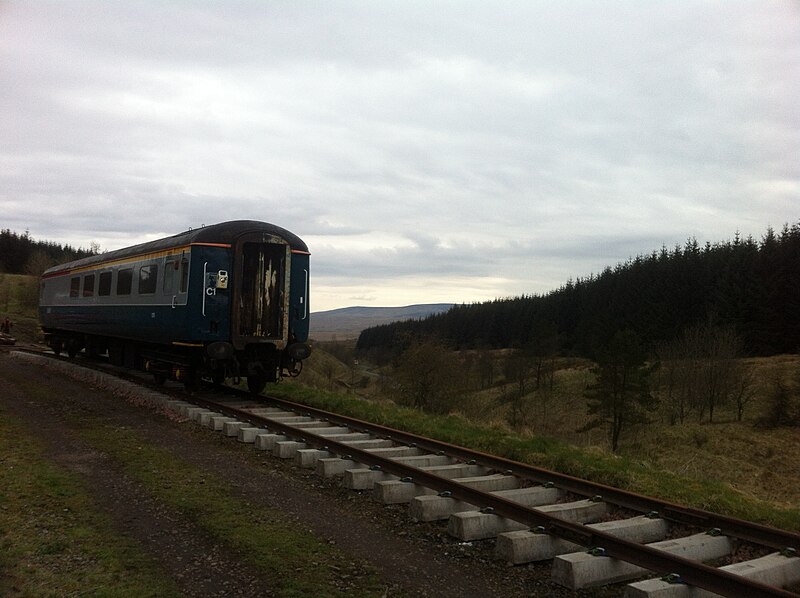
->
[391,338,466,414]
[322,360,338,390]
[733,366,756,422]
[528,319,559,391]
[503,349,533,398]
[537,373,557,430]
[502,349,536,428]
[25,249,55,276]
[653,350,683,425]
[699,325,742,422]
[759,367,800,428]
[656,322,750,424]
[0,273,9,311]
[477,348,495,389]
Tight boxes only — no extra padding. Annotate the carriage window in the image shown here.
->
[116,268,133,295]
[82,274,95,297]
[98,272,112,296]
[138,264,158,294]
[163,260,177,294]
[179,258,189,293]
[69,277,80,298]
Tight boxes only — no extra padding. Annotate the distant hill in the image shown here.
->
[310,304,455,340]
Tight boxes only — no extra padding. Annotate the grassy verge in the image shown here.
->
[271,383,800,533]
[73,420,384,598]
[0,405,181,598]
[3,366,384,597]
[0,273,40,344]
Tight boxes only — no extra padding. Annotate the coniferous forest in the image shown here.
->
[357,222,800,359]
[0,229,96,275]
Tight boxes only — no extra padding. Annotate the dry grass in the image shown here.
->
[301,348,800,512]
[0,273,41,344]
[629,422,800,509]
[491,354,800,508]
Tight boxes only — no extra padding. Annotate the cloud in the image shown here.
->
[1,1,798,310]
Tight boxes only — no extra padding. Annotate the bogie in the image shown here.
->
[247,375,267,395]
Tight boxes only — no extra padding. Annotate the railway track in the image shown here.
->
[11,349,800,597]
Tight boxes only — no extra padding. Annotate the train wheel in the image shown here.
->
[153,373,167,386]
[51,339,62,356]
[65,338,83,359]
[183,370,201,392]
[211,371,225,386]
[86,338,102,359]
[247,375,267,395]
[108,341,124,366]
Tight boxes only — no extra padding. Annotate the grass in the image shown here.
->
[73,419,385,597]
[0,404,182,597]
[275,365,800,533]
[0,273,40,343]
[625,421,800,509]
[2,369,385,597]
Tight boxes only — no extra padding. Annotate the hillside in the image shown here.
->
[286,347,800,524]
[357,222,800,357]
[310,304,455,340]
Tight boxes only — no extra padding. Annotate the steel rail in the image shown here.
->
[261,394,800,554]
[190,393,798,598]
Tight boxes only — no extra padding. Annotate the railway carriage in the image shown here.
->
[39,220,311,393]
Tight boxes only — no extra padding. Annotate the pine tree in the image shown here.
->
[580,330,657,452]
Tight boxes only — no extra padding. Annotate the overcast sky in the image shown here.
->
[1,1,797,311]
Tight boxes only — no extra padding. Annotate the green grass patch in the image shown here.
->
[0,273,41,343]
[4,368,383,596]
[0,406,181,598]
[0,273,37,317]
[76,421,384,598]
[271,383,800,532]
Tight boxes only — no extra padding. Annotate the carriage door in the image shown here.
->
[237,240,287,340]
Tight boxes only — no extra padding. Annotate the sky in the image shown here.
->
[1,1,798,312]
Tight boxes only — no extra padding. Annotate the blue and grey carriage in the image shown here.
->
[39,220,311,393]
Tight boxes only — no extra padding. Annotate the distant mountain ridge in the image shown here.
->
[310,304,455,340]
